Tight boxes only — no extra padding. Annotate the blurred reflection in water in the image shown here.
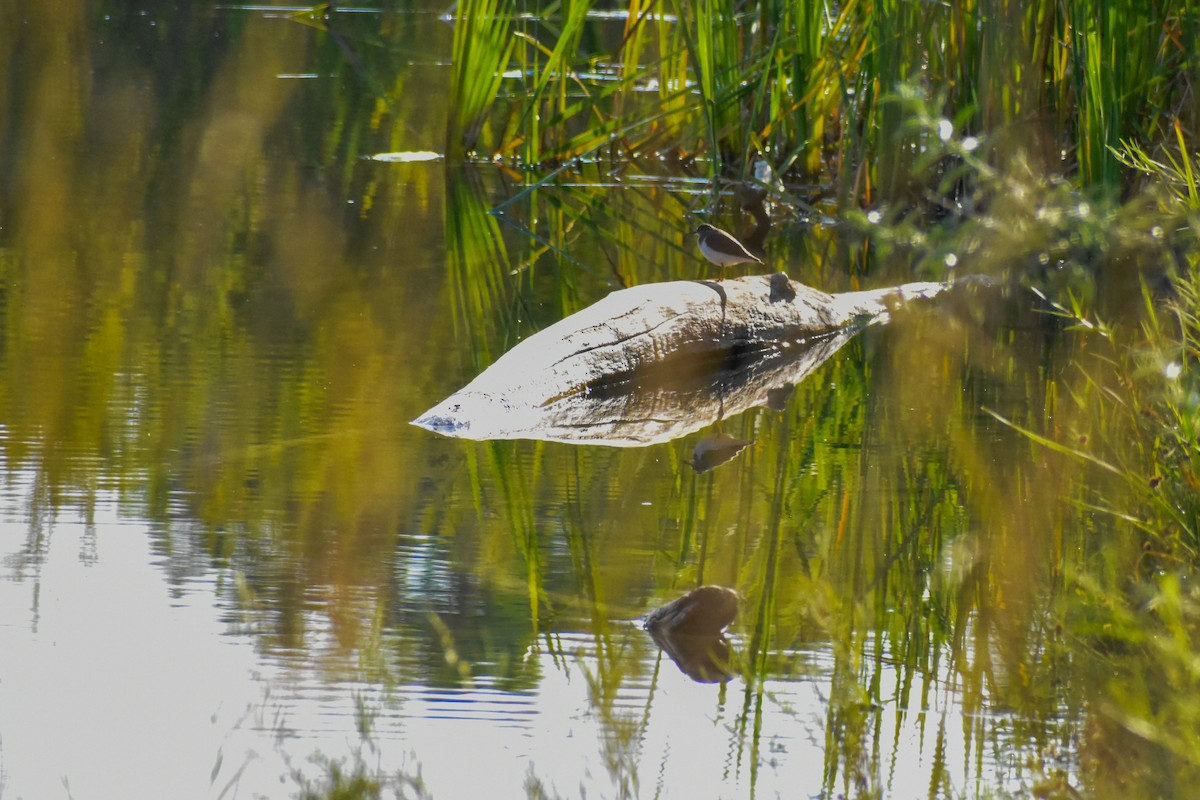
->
[0,4,1118,799]
[0,488,1059,798]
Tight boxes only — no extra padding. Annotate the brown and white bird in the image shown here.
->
[693,223,763,279]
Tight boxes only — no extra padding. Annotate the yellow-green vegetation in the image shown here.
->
[449,0,1198,193]
[440,1,1200,795]
[3,1,1200,798]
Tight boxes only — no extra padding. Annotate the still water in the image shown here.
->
[0,4,1099,799]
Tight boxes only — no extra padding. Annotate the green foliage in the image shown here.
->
[447,0,517,157]
[1112,119,1200,207]
[444,0,1199,205]
[8,3,1200,798]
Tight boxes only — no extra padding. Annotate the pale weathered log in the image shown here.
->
[413,273,951,446]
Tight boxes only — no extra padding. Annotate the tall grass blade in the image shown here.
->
[447,0,516,158]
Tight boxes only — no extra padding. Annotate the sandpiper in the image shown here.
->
[693,223,762,279]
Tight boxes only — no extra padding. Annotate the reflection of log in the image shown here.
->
[414,273,950,446]
[645,586,740,683]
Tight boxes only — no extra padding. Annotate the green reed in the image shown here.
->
[445,0,1198,207]
[447,0,516,158]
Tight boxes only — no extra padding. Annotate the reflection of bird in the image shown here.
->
[694,223,763,279]
[691,433,753,473]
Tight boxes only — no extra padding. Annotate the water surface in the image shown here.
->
[0,4,1103,798]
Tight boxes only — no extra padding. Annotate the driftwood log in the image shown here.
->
[413,273,951,446]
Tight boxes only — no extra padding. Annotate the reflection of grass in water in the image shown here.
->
[406,287,1102,793]
[444,168,516,370]
[925,132,1200,795]
[66,3,1200,797]
[571,255,1105,793]
[291,752,432,800]
[1016,247,1200,795]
